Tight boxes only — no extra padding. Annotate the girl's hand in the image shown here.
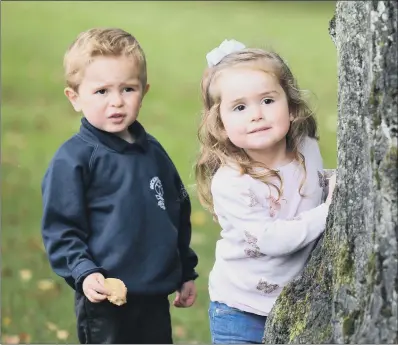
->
[325,173,336,206]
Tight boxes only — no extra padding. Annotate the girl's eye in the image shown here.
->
[262,98,274,105]
[95,89,107,95]
[124,87,135,92]
[233,105,246,112]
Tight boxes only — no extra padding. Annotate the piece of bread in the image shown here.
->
[104,278,127,306]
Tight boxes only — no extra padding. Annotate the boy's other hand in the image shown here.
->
[173,280,197,308]
[82,272,110,303]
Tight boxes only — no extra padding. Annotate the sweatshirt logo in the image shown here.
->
[179,183,188,202]
[150,177,166,210]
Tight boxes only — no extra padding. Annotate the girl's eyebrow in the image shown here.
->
[259,90,279,97]
[230,90,279,105]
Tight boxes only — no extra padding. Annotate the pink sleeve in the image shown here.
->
[211,172,330,257]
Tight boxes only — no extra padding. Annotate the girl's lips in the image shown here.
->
[249,126,271,133]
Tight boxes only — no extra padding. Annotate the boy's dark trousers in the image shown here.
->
[75,291,173,344]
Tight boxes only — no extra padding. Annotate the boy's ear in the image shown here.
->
[143,83,150,97]
[140,84,150,108]
[64,87,82,112]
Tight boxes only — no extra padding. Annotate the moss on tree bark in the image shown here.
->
[263,1,397,343]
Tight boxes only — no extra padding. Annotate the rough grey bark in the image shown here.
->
[263,1,397,343]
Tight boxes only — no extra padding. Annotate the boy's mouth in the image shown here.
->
[109,113,125,119]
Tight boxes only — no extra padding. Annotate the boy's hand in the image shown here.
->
[173,280,197,308]
[82,272,110,303]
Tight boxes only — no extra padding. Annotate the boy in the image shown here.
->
[41,27,199,344]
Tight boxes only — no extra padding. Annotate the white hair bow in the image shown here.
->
[206,39,246,67]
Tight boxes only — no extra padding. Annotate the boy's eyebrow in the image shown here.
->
[230,90,279,104]
[91,81,141,89]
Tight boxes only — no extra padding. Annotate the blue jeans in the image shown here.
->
[208,301,267,344]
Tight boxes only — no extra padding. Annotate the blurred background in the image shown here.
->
[1,1,337,343]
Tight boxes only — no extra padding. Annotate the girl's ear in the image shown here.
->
[64,87,82,112]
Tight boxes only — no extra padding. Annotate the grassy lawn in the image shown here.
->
[1,1,337,343]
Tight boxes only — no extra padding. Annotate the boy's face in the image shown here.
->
[65,55,149,141]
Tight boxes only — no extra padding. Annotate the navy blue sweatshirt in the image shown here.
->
[41,118,198,295]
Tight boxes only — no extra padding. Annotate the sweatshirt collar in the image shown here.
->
[79,117,148,153]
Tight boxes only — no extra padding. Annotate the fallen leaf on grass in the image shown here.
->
[2,334,20,344]
[1,154,19,167]
[37,279,56,291]
[2,316,12,327]
[56,330,69,340]
[4,131,27,150]
[27,237,46,252]
[18,333,31,344]
[191,211,207,226]
[174,325,187,338]
[191,233,205,245]
[46,322,58,331]
[2,266,13,278]
[19,269,32,282]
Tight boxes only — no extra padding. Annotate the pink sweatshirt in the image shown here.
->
[209,136,330,316]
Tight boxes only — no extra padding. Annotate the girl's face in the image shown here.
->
[218,67,293,156]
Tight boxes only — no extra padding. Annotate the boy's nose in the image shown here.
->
[111,93,124,107]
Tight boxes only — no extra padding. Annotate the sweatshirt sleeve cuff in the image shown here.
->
[72,260,106,292]
[179,270,199,290]
[182,270,199,283]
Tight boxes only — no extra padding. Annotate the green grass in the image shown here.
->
[1,1,337,343]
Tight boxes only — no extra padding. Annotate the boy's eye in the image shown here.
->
[124,87,135,92]
[233,104,246,112]
[262,98,274,105]
[95,89,107,95]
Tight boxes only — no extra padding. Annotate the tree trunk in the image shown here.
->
[263,1,397,343]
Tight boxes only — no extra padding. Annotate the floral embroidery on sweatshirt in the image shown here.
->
[268,196,282,217]
[243,231,265,258]
[178,182,189,202]
[244,188,259,207]
[256,278,279,294]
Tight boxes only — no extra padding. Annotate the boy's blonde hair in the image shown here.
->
[195,48,318,217]
[64,28,147,91]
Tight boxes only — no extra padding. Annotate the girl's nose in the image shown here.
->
[251,106,264,121]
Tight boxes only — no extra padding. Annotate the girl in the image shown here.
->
[195,39,336,344]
